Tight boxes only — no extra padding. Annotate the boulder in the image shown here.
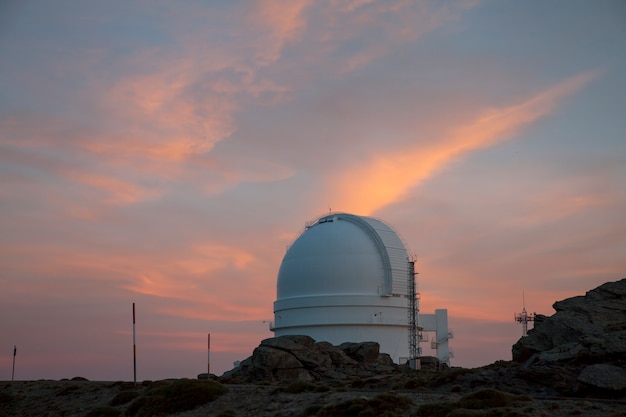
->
[418,356,440,371]
[578,364,626,391]
[220,335,397,383]
[339,342,380,363]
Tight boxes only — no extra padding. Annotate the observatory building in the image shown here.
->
[271,212,452,366]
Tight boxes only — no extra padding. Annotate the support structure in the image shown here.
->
[514,292,535,336]
[419,309,453,367]
[515,306,535,336]
[407,260,419,369]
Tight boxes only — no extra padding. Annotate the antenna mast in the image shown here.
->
[514,291,535,336]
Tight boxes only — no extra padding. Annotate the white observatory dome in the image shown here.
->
[272,213,415,362]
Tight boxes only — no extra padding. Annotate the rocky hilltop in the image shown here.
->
[2,279,625,417]
[512,278,626,394]
[513,278,626,363]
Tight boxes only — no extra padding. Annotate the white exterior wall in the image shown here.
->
[273,293,409,361]
[419,309,452,366]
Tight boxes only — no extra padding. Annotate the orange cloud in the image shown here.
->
[94,70,237,162]
[248,0,311,65]
[67,171,161,205]
[117,240,276,320]
[331,0,479,73]
[329,71,598,215]
[176,244,255,275]
[157,302,271,322]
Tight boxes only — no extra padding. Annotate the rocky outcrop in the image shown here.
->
[512,278,626,364]
[220,335,398,383]
[512,278,626,395]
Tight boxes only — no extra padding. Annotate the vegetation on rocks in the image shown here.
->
[305,392,413,417]
[108,389,139,406]
[126,378,228,416]
[416,388,532,417]
[85,406,122,417]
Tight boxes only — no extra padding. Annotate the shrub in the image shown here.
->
[314,392,413,417]
[273,380,330,394]
[314,384,331,392]
[126,378,228,416]
[415,389,531,417]
[0,391,14,404]
[85,406,121,417]
[109,390,139,406]
[415,402,455,417]
[303,405,323,416]
[404,378,425,389]
[457,388,511,409]
[283,381,318,393]
[56,384,80,396]
[431,368,474,386]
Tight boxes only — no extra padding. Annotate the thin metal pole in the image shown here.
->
[133,303,137,384]
[207,333,211,375]
[11,345,16,382]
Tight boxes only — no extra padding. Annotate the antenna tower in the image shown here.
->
[514,291,535,336]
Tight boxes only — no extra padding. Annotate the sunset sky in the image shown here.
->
[1,1,625,381]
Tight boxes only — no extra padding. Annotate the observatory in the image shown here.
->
[271,212,452,366]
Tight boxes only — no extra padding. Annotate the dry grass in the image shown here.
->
[1,377,625,417]
[126,378,228,416]
[415,388,533,417]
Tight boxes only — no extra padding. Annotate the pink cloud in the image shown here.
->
[248,0,311,65]
[327,71,598,215]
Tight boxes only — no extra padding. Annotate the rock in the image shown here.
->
[510,278,626,397]
[219,335,397,383]
[252,345,303,370]
[512,278,626,363]
[377,353,395,366]
[316,341,358,367]
[197,373,218,380]
[534,342,586,362]
[260,334,316,350]
[418,356,440,371]
[339,341,380,363]
[578,364,626,391]
[250,345,311,381]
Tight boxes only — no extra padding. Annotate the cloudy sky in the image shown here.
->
[1,0,625,381]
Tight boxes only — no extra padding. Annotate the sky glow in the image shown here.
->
[1,0,625,380]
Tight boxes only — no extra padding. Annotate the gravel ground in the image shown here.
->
[2,379,626,417]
